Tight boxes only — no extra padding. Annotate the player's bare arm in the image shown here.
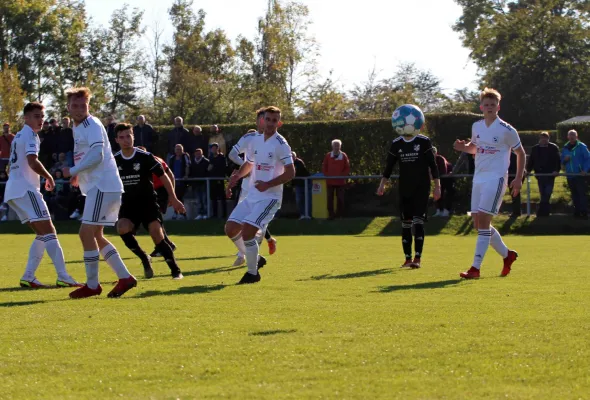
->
[229,161,253,188]
[509,145,526,196]
[27,154,55,191]
[255,164,295,192]
[377,143,399,196]
[454,139,477,154]
[159,171,185,214]
[165,168,175,189]
[425,146,442,201]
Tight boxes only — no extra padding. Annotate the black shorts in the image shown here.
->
[399,185,430,221]
[155,187,168,214]
[119,200,162,232]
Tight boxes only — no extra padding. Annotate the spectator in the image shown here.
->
[292,151,311,219]
[432,147,454,217]
[105,115,119,153]
[508,151,525,218]
[0,169,7,221]
[168,144,191,220]
[185,125,208,156]
[526,132,561,217]
[168,117,189,160]
[56,117,74,167]
[562,129,590,219]
[48,169,71,220]
[189,148,210,220]
[133,115,155,152]
[322,139,350,219]
[39,120,50,142]
[208,125,226,156]
[50,152,69,174]
[207,142,228,218]
[0,122,15,173]
[39,122,58,168]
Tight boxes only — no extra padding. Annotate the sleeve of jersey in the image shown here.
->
[382,142,398,179]
[26,134,40,155]
[279,142,294,165]
[70,145,104,176]
[506,127,521,150]
[148,154,165,177]
[228,147,245,166]
[471,123,477,145]
[425,141,440,179]
[87,124,105,149]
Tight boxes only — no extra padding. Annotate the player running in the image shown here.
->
[454,88,523,279]
[62,87,137,298]
[227,108,278,266]
[225,106,294,284]
[377,113,441,269]
[4,102,81,288]
[114,124,186,279]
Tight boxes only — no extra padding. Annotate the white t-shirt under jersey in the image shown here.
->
[245,132,293,202]
[471,117,521,183]
[73,115,123,195]
[4,125,41,201]
[232,131,261,190]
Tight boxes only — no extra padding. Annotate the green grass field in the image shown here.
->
[1,227,589,399]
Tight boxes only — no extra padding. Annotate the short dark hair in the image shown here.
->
[23,102,44,114]
[115,123,133,135]
[264,106,281,116]
[49,118,56,124]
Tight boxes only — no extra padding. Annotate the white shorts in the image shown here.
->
[81,187,121,226]
[228,197,281,230]
[471,177,507,216]
[8,191,50,224]
[238,177,250,203]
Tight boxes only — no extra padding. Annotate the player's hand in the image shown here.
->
[69,175,79,188]
[376,182,386,196]
[45,176,55,192]
[433,185,441,201]
[255,180,271,192]
[225,186,232,199]
[170,197,186,214]
[61,167,71,178]
[453,139,466,152]
[509,178,522,197]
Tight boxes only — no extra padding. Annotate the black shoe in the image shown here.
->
[142,256,154,279]
[238,272,261,285]
[257,255,267,270]
[171,269,184,280]
[150,249,162,258]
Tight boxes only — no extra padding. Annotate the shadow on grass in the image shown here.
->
[377,218,450,236]
[65,257,134,264]
[377,279,463,293]
[298,268,394,282]
[135,284,227,298]
[174,255,228,262]
[249,329,297,337]
[455,217,474,236]
[0,300,47,307]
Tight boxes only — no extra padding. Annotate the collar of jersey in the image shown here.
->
[121,148,137,160]
[23,124,36,135]
[401,135,417,143]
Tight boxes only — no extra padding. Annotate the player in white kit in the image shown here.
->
[4,102,81,288]
[225,106,295,284]
[227,108,278,266]
[454,88,525,279]
[61,87,137,298]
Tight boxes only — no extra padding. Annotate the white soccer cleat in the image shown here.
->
[69,210,81,219]
[441,209,450,217]
[194,215,202,220]
[233,255,246,267]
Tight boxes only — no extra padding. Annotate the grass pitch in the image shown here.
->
[0,228,589,399]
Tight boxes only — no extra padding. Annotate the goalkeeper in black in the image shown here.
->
[377,134,441,268]
[114,123,186,279]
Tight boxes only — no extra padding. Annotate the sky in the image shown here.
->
[86,0,479,93]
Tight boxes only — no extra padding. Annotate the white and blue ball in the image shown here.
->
[391,104,425,136]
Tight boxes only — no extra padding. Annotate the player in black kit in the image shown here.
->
[114,123,186,279]
[377,133,441,269]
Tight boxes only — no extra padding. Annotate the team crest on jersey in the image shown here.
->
[268,152,273,159]
[493,136,499,143]
[133,163,140,171]
[398,149,403,153]
[414,144,420,152]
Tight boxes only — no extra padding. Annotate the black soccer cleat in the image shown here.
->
[238,272,261,285]
[257,255,267,270]
[142,256,154,279]
[150,249,162,258]
[171,269,184,280]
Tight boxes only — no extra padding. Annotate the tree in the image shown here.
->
[298,72,350,121]
[0,64,26,125]
[454,0,590,128]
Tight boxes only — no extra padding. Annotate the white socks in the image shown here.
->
[100,244,131,279]
[42,234,69,279]
[231,234,247,257]
[489,226,509,258]
[84,250,100,289]
[473,229,492,269]
[244,238,259,275]
[23,236,45,280]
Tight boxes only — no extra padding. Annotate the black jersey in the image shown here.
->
[382,134,439,190]
[114,148,165,204]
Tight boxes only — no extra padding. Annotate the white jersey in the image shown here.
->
[245,132,293,202]
[471,117,521,183]
[232,131,261,190]
[4,125,41,201]
[73,115,123,195]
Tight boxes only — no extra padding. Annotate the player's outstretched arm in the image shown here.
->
[27,154,55,191]
[159,171,185,214]
[453,139,477,154]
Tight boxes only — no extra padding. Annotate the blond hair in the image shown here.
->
[480,87,501,103]
[265,106,282,116]
[65,87,92,103]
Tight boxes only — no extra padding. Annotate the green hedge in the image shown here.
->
[557,121,590,147]
[153,113,483,176]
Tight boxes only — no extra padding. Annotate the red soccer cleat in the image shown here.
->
[460,267,481,279]
[401,259,414,268]
[410,257,421,269]
[267,238,277,255]
[501,250,518,277]
[107,276,137,298]
[69,284,103,299]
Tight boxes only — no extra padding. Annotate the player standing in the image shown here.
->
[61,87,137,298]
[4,102,81,288]
[225,106,294,284]
[454,88,523,279]
[377,124,441,268]
[114,124,186,279]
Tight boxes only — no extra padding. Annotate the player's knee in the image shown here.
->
[401,220,412,229]
[224,221,240,238]
[148,222,164,242]
[412,216,425,225]
[241,224,258,241]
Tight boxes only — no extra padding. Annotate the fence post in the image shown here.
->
[526,175,531,216]
[206,178,211,219]
[304,177,309,218]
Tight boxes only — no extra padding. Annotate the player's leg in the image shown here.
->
[118,217,153,279]
[226,200,251,266]
[264,226,277,255]
[460,181,484,278]
[410,187,430,268]
[147,220,183,279]
[399,195,414,268]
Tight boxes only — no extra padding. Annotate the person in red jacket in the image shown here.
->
[432,147,454,217]
[322,139,350,219]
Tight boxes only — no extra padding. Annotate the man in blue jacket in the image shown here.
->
[562,130,590,219]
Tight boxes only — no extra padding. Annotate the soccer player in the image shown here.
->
[4,102,81,288]
[61,87,137,298]
[114,124,186,279]
[454,88,523,279]
[227,108,278,266]
[225,106,294,284]
[377,121,441,268]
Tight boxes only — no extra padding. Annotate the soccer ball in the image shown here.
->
[391,104,425,136]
